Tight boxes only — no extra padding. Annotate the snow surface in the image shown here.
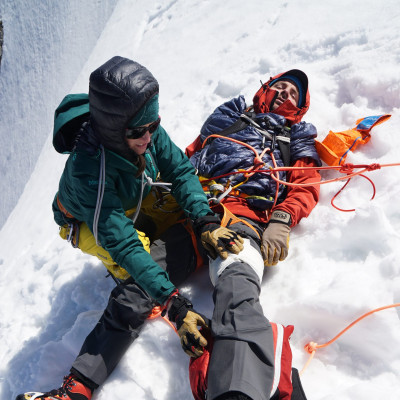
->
[1,1,400,399]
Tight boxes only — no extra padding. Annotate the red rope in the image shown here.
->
[330,174,376,212]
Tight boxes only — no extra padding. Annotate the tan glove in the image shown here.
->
[167,292,209,358]
[261,210,291,266]
[177,311,208,357]
[200,224,244,259]
[194,215,244,259]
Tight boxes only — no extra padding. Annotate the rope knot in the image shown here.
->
[367,163,381,171]
[147,305,166,320]
[304,341,318,354]
[146,175,154,186]
[254,155,264,165]
[339,163,355,174]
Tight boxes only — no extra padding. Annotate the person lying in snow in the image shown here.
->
[16,56,243,400]
[184,69,322,400]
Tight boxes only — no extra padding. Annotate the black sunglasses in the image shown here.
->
[125,117,161,139]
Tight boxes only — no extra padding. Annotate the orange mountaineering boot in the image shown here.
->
[15,374,93,400]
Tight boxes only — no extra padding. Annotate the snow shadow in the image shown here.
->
[3,261,114,399]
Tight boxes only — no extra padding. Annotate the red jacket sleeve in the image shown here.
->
[272,158,321,227]
[185,135,202,158]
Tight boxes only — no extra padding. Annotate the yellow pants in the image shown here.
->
[59,188,184,280]
[59,222,150,280]
[128,187,184,240]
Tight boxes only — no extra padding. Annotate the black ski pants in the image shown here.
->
[207,221,275,400]
[71,222,201,387]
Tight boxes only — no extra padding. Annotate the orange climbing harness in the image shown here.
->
[300,303,400,376]
[211,202,261,240]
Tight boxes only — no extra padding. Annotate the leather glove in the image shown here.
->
[167,292,209,358]
[261,210,291,266]
[194,215,244,260]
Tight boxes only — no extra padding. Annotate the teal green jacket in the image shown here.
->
[53,126,211,303]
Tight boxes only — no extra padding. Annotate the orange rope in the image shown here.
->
[300,303,400,376]
[200,133,400,211]
[269,152,281,212]
[201,162,399,186]
[201,134,284,211]
[202,134,265,165]
[330,174,376,212]
[266,165,377,188]
[147,305,178,335]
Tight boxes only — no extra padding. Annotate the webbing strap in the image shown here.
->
[213,203,261,240]
[217,111,256,136]
[277,134,291,168]
[181,219,205,270]
[57,195,75,219]
[214,112,291,167]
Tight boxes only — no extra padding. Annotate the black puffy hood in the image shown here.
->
[89,56,159,159]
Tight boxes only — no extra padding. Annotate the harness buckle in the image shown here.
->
[209,184,233,204]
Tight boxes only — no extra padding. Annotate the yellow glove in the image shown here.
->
[167,292,209,358]
[261,211,291,266]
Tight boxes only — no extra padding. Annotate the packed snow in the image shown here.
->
[1,1,400,399]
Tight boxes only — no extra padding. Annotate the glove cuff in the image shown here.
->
[269,210,292,226]
[164,289,179,309]
[193,213,221,235]
[167,293,193,325]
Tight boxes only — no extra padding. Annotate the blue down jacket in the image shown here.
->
[190,96,321,210]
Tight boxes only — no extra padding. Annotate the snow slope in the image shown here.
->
[1,1,400,399]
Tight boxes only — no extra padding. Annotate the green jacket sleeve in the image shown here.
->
[96,202,176,303]
[60,151,175,304]
[151,127,212,221]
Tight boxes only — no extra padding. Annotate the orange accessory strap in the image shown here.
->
[211,202,261,240]
[57,195,76,219]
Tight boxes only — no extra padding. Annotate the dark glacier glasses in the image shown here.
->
[125,117,161,139]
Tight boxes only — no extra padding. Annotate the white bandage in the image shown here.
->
[208,238,264,286]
